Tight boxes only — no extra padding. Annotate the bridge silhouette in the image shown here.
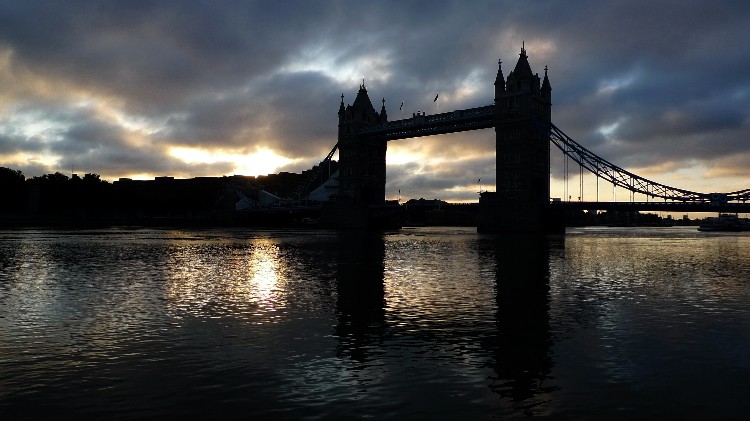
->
[306,45,750,232]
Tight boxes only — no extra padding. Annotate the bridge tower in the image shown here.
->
[337,83,388,204]
[479,45,557,233]
[321,82,393,228]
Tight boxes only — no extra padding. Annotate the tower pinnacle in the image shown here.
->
[542,65,551,99]
[494,58,505,97]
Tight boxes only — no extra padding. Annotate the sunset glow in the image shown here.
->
[169,147,296,177]
[0,2,748,202]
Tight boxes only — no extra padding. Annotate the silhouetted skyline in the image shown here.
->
[1,1,749,202]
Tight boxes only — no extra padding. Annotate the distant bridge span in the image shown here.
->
[557,201,750,214]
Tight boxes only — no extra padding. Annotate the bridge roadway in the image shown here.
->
[555,201,750,213]
[360,105,496,141]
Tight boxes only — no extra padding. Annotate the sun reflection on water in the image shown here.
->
[165,238,289,323]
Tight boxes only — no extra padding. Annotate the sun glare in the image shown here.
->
[386,145,425,166]
[0,152,60,169]
[169,146,296,177]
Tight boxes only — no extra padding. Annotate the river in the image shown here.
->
[1,226,748,419]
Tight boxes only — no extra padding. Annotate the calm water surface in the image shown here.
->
[1,226,749,419]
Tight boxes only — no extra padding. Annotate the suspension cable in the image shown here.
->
[542,121,718,203]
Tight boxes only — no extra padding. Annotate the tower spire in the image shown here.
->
[494,58,505,97]
[542,65,551,100]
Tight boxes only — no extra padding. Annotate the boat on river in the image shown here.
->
[698,213,750,232]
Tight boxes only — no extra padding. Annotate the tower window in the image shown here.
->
[502,172,520,192]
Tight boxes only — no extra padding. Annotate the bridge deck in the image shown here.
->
[556,201,750,213]
[361,105,496,141]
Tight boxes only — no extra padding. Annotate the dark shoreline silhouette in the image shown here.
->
[0,166,697,229]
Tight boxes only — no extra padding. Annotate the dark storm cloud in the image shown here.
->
[541,2,750,170]
[1,0,750,196]
[0,0,340,111]
[164,71,343,156]
[53,115,236,177]
[0,102,231,178]
[0,133,44,155]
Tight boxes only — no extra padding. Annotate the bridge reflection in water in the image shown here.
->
[329,230,559,416]
[3,228,749,418]
[489,236,558,409]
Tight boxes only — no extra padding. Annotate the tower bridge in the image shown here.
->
[317,45,750,232]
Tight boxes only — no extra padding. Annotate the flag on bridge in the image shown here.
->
[434,93,439,102]
[400,101,403,110]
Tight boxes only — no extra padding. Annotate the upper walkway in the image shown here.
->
[360,105,496,141]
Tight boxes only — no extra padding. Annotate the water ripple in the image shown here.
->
[2,227,750,419]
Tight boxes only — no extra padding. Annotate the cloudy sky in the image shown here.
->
[1,0,749,202]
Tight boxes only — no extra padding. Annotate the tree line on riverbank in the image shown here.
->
[0,166,245,226]
[0,167,111,215]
